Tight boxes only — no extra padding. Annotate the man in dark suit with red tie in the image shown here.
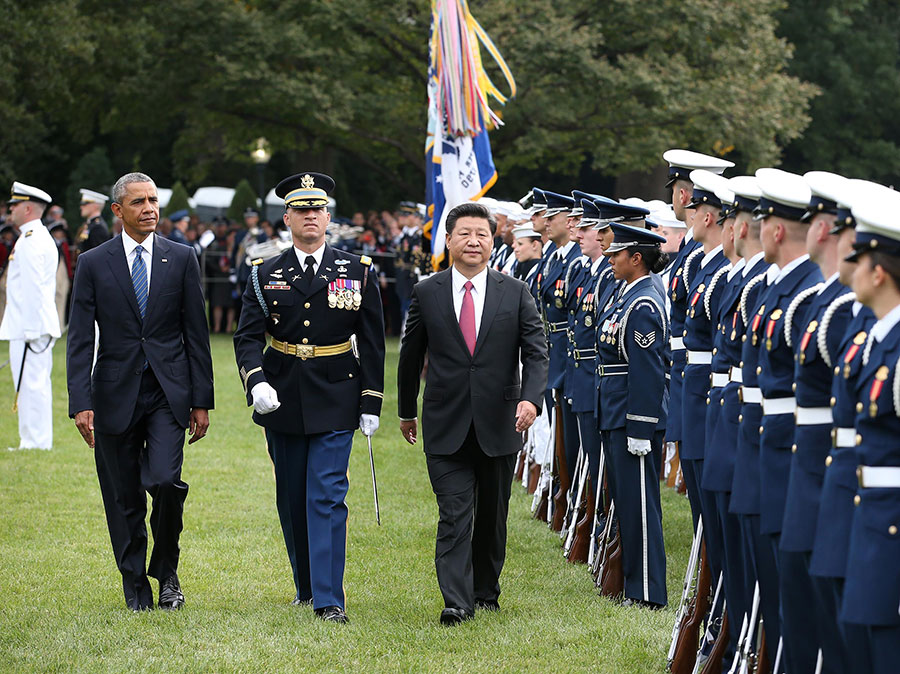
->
[67,172,214,612]
[397,202,548,625]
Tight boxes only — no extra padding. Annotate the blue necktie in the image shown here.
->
[132,245,148,319]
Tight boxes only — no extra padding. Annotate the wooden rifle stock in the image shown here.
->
[550,397,570,532]
[514,444,527,482]
[755,628,770,674]
[703,609,729,674]
[599,529,623,598]
[527,461,540,494]
[568,478,593,564]
[671,543,712,674]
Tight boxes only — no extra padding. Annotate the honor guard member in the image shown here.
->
[839,188,900,674]
[537,191,581,482]
[595,221,670,608]
[753,168,824,670]
[703,176,769,658]
[562,206,606,504]
[395,201,427,323]
[809,181,886,673]
[511,222,543,290]
[529,188,555,299]
[662,150,734,527]
[0,182,60,450]
[776,171,853,674]
[77,188,111,254]
[233,172,385,624]
[680,171,730,575]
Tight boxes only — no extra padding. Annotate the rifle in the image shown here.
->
[666,441,681,489]
[599,528,623,599]
[593,499,616,585]
[729,583,760,674]
[527,460,541,494]
[587,450,607,571]
[531,401,556,520]
[549,395,570,532]
[514,443,527,483]
[702,608,729,674]
[563,449,587,554]
[567,474,594,564]
[668,517,704,670]
[756,626,770,674]
[671,540,712,674]
[693,573,725,673]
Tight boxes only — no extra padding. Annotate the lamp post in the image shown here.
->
[251,137,271,220]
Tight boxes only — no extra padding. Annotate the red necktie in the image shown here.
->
[460,280,476,355]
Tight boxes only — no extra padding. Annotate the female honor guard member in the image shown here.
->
[595,221,670,608]
[839,188,900,674]
[233,172,385,624]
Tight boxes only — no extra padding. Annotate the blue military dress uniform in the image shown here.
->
[233,174,385,614]
[561,254,592,474]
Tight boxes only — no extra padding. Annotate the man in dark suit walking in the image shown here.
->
[397,202,548,625]
[67,172,214,612]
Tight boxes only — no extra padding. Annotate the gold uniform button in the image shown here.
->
[854,495,861,506]
[825,456,833,467]
[856,434,863,446]
[742,335,747,342]
[683,330,687,337]
[682,372,685,379]
[791,444,797,453]
[759,426,764,435]
[792,383,797,392]
[739,361,744,368]
[273,300,278,306]
[834,366,840,376]
[304,302,311,309]
[890,525,898,536]
[738,414,743,423]
[302,338,308,344]
[348,373,353,378]
[756,366,762,375]
[713,348,718,355]
[706,398,711,405]
[720,398,725,407]
[304,320,310,327]
[856,402,864,413]
[830,397,836,407]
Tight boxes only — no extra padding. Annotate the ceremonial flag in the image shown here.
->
[425,0,515,270]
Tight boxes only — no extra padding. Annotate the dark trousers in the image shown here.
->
[601,428,667,606]
[265,429,353,610]
[94,368,187,610]
[778,548,821,674]
[811,575,852,674]
[425,424,516,613]
[739,514,782,656]
[715,491,746,667]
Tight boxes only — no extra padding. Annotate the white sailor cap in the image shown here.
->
[648,207,685,230]
[511,222,542,240]
[686,169,731,210]
[753,168,811,222]
[802,171,848,222]
[714,181,737,224]
[9,181,51,205]
[663,149,734,188]
[832,179,894,234]
[845,187,900,261]
[79,188,109,205]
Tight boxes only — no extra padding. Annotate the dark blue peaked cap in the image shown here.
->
[603,221,666,254]
[543,191,575,216]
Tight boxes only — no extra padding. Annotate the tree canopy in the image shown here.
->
[0,0,842,213]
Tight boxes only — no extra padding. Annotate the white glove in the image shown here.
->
[23,331,40,343]
[26,334,52,350]
[251,382,281,415]
[627,437,652,457]
[359,414,379,436]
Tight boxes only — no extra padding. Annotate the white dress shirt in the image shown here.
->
[773,254,809,285]
[122,230,154,290]
[872,303,900,343]
[294,243,325,276]
[451,265,488,340]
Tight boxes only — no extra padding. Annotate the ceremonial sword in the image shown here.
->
[367,435,381,525]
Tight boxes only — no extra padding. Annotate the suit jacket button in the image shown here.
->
[134,369,141,375]
[141,337,145,342]
[470,366,476,372]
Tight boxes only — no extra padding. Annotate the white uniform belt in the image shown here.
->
[833,427,856,448]
[741,386,762,404]
[598,363,629,377]
[858,466,900,489]
[686,350,712,365]
[729,366,743,384]
[762,396,797,416]
[711,372,729,388]
[670,336,685,351]
[796,406,832,425]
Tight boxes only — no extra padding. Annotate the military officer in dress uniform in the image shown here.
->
[595,221,670,608]
[777,171,853,674]
[510,222,543,288]
[77,188,111,254]
[809,180,889,674]
[752,168,824,670]
[839,188,900,674]
[661,149,734,531]
[0,182,60,450]
[537,191,582,482]
[233,172,385,624]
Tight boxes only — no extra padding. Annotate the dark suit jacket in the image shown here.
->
[397,267,548,457]
[67,233,214,435]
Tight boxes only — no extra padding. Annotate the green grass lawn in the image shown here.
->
[0,335,692,672]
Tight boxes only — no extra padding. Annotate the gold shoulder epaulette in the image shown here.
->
[360,255,372,266]
[251,258,264,266]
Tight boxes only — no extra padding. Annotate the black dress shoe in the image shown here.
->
[314,606,349,624]
[158,575,185,610]
[440,607,471,626]
[475,599,500,612]
[620,597,663,610]
[291,596,313,606]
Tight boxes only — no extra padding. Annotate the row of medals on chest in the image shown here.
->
[328,278,362,310]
